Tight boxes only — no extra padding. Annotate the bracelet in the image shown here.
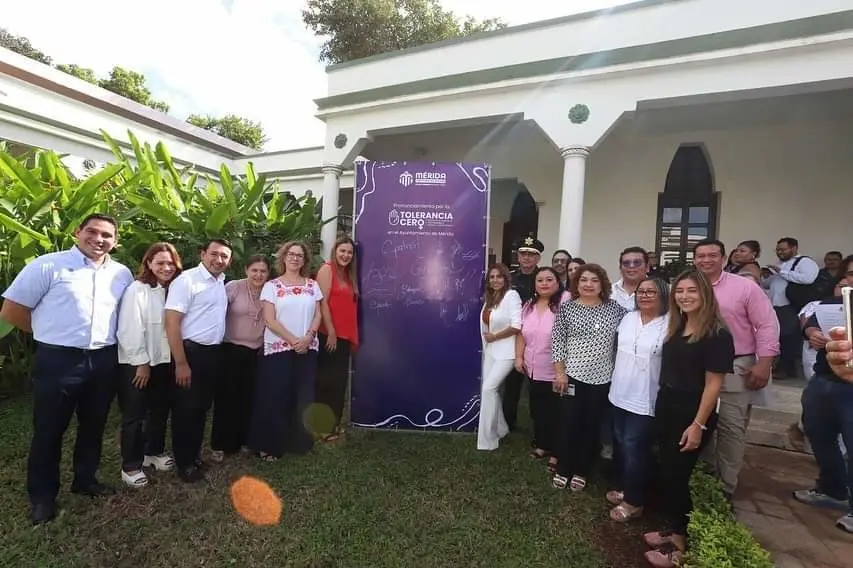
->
[693,421,707,431]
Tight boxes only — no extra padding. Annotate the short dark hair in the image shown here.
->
[202,238,233,252]
[619,246,648,264]
[552,249,572,261]
[843,255,853,273]
[825,250,843,259]
[245,254,270,270]
[777,237,799,248]
[693,238,726,256]
[569,257,586,265]
[78,213,118,231]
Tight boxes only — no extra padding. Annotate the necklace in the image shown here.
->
[246,281,263,322]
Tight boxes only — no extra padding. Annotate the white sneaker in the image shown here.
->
[121,469,148,488]
[143,454,175,472]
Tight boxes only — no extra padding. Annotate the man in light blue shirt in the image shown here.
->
[0,214,134,525]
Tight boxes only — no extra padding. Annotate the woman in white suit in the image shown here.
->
[478,263,522,450]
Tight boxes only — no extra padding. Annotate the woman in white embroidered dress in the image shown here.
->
[477,263,522,451]
[248,241,323,461]
[116,242,182,488]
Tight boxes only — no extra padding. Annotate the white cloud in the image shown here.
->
[4,0,631,151]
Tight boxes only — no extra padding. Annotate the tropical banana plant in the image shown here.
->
[101,130,329,271]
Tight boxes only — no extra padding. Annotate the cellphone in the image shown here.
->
[843,287,853,368]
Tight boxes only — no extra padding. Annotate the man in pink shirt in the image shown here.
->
[693,239,780,500]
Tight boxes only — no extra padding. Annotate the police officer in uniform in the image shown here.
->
[503,236,544,431]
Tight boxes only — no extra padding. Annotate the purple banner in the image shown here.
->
[352,161,490,431]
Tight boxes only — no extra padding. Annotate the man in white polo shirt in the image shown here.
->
[0,214,134,525]
[165,238,232,482]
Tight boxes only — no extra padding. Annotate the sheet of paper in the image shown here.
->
[814,303,845,336]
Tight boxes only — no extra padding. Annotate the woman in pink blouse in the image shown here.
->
[515,267,569,473]
[210,255,270,462]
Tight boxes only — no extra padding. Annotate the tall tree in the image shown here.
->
[0,28,52,65]
[302,0,505,64]
[186,114,267,150]
[56,63,98,85]
[98,66,170,113]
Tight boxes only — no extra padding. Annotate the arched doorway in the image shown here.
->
[655,144,719,264]
[501,185,538,268]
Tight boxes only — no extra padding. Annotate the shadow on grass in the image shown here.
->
[0,395,654,568]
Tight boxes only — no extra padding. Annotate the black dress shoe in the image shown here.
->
[70,482,116,497]
[30,502,56,526]
[178,465,205,483]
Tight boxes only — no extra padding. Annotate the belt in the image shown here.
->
[36,342,115,353]
[734,353,755,358]
[184,340,221,350]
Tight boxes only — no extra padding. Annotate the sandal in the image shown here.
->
[546,459,557,474]
[569,475,586,492]
[258,452,278,463]
[552,474,569,490]
[644,543,684,567]
[142,454,175,472]
[609,503,643,523]
[530,449,547,460]
[643,530,675,549]
[606,490,625,505]
[121,469,148,488]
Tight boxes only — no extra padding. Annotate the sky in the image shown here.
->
[4,0,631,151]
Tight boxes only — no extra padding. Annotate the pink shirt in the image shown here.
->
[520,292,570,381]
[224,279,265,350]
[711,271,779,358]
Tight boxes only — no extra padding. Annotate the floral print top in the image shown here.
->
[260,277,324,356]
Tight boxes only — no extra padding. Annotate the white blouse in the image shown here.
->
[117,280,171,366]
[609,311,668,417]
[481,289,522,360]
[261,278,324,356]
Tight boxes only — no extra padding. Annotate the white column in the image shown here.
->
[320,163,343,260]
[557,145,590,256]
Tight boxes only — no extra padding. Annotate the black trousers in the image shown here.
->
[502,368,525,430]
[248,350,317,458]
[315,334,352,431]
[27,343,118,506]
[555,379,610,478]
[171,341,221,470]
[116,362,173,471]
[211,342,260,454]
[655,386,718,536]
[775,305,801,376]
[528,378,558,453]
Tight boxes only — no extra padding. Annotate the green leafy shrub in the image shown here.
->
[0,131,330,397]
[686,471,773,568]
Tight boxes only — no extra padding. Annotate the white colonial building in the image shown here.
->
[2,0,853,273]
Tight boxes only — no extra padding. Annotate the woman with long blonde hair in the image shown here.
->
[316,236,359,442]
[643,270,734,568]
[477,263,522,451]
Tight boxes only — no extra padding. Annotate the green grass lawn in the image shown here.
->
[0,396,652,568]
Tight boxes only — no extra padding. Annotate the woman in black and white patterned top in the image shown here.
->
[551,263,628,491]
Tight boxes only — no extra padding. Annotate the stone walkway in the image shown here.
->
[734,445,853,568]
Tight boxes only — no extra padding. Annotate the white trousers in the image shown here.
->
[477,353,514,451]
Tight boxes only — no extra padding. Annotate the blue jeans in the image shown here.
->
[801,374,853,510]
[612,405,654,506]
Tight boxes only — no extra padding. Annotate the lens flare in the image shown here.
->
[229,476,282,526]
[303,402,336,437]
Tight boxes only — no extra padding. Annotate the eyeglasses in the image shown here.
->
[621,259,645,268]
[636,289,658,297]
[286,252,304,259]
